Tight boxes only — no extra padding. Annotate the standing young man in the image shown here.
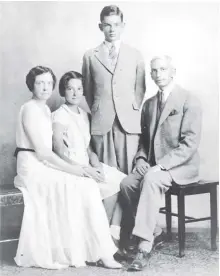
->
[82,5,146,175]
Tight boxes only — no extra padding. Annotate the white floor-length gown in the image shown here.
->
[14,100,118,269]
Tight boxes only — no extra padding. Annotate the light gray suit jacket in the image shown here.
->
[136,85,202,184]
[82,43,146,135]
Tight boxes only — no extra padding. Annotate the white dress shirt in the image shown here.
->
[159,80,175,103]
[104,40,121,56]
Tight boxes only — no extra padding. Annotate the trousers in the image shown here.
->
[91,116,140,174]
[120,169,172,248]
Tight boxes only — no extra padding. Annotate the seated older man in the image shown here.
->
[120,55,202,271]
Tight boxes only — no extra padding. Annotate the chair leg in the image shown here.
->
[177,190,185,257]
[210,185,218,251]
[165,191,172,241]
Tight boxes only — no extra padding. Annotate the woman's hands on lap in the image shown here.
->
[84,166,105,182]
[69,163,105,182]
[94,164,105,181]
[71,165,87,177]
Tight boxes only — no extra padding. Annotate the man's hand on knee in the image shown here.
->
[143,166,172,190]
[144,165,161,175]
[134,159,150,176]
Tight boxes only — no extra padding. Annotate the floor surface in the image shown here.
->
[0,231,218,276]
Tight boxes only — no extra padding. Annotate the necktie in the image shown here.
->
[158,91,165,112]
[109,44,118,69]
[109,43,117,60]
[156,91,164,124]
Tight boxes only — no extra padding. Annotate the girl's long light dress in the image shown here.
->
[14,100,118,269]
[52,104,126,199]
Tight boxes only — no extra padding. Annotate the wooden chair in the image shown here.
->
[159,180,218,257]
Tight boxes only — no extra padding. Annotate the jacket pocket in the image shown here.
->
[168,109,179,116]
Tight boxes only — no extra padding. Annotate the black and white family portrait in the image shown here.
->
[0,1,219,276]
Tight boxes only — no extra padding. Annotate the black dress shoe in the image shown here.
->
[113,248,128,263]
[152,231,166,250]
[127,249,151,271]
[126,235,139,253]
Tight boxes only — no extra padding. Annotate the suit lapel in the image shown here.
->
[94,43,130,75]
[146,96,157,162]
[94,43,114,74]
[114,43,129,74]
[149,96,158,139]
[158,85,181,127]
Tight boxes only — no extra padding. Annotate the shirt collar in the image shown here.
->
[159,81,175,102]
[63,104,81,115]
[104,40,121,54]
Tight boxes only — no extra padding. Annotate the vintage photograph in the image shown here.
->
[0,1,219,276]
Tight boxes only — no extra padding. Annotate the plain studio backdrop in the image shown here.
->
[0,1,219,228]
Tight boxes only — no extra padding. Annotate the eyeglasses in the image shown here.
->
[34,81,53,86]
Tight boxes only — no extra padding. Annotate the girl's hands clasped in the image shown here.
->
[71,165,88,177]
[83,166,105,182]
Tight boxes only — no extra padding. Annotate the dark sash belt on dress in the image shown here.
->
[14,147,35,158]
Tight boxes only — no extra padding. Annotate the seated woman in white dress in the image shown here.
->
[14,66,122,269]
[52,71,126,246]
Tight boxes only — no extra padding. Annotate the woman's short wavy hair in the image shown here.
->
[26,66,56,92]
[59,71,83,97]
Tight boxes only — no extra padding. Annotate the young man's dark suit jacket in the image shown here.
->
[135,84,202,185]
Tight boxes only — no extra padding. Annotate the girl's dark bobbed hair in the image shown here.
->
[59,71,83,97]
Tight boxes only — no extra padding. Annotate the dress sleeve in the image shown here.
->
[82,110,90,124]
[52,108,68,126]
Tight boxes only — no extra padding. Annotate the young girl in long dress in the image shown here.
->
[14,66,122,269]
